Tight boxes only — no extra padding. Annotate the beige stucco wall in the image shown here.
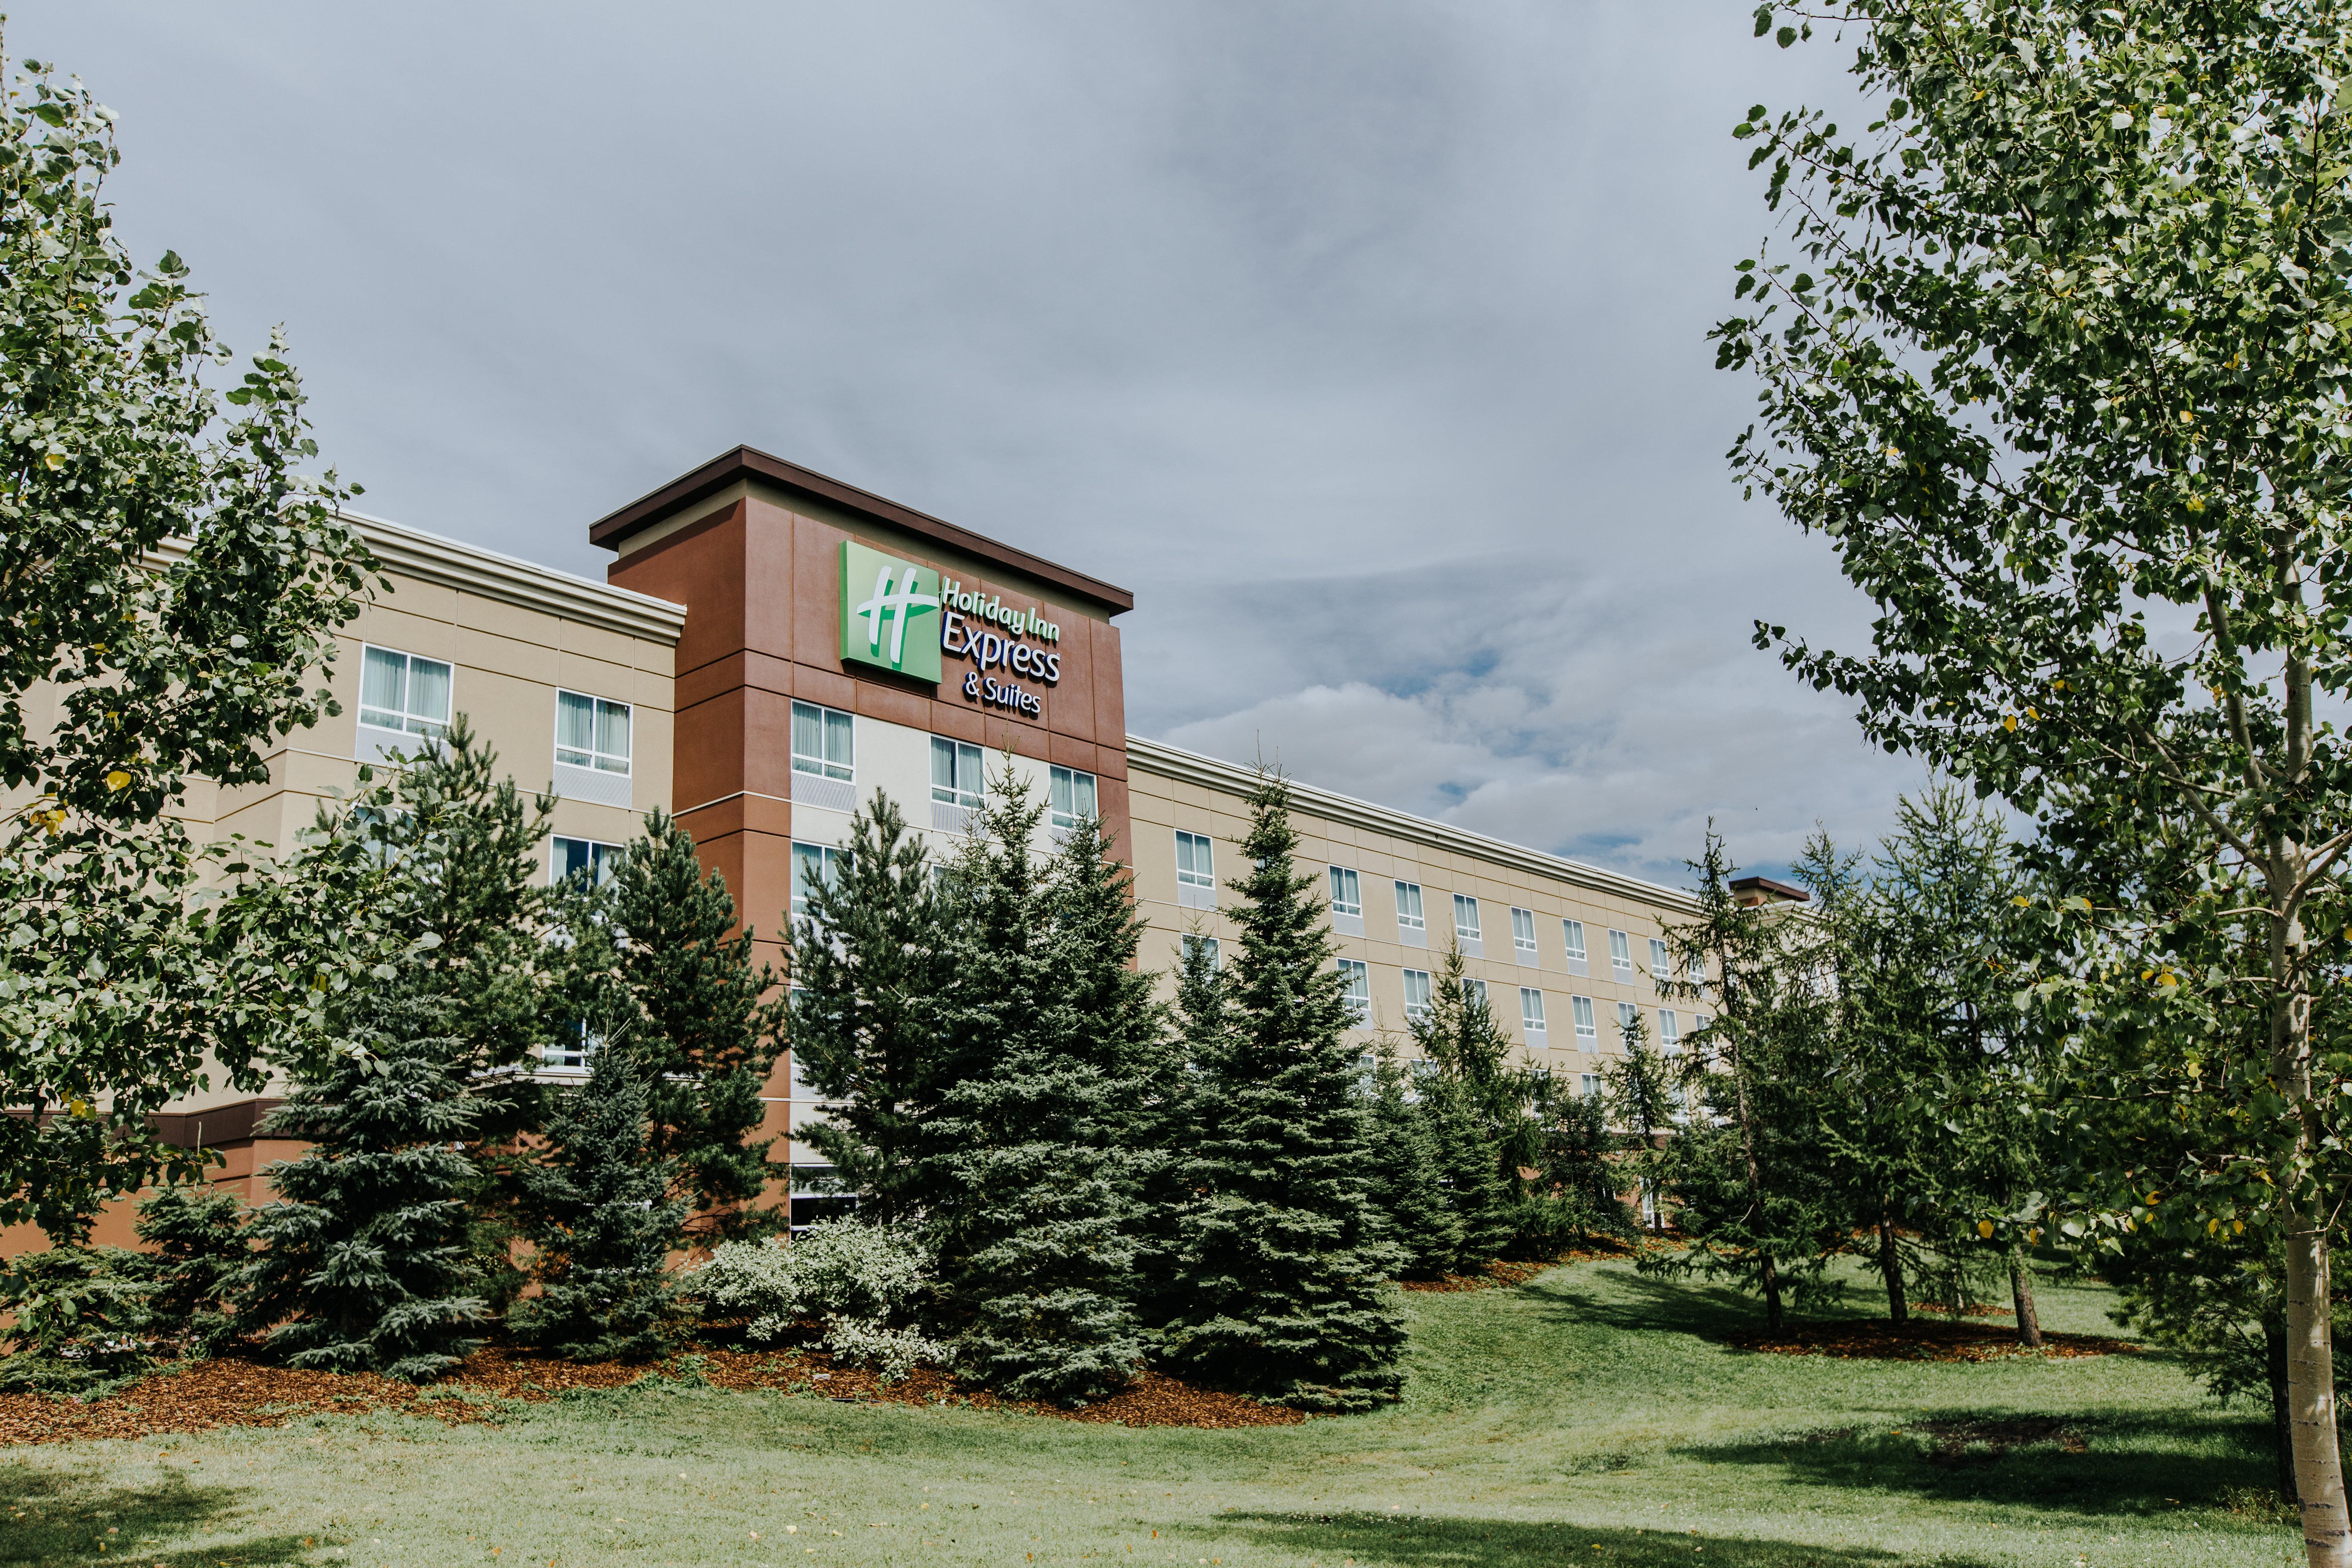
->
[1126,739,1701,1094]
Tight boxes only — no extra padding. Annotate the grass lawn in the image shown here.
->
[0,1257,2303,1568]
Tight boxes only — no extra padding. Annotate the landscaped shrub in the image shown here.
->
[510,1047,689,1361]
[135,1185,249,1360]
[236,990,489,1381]
[0,1246,154,1395]
[689,1219,942,1381]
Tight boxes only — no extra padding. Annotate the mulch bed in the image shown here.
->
[1399,1243,1638,1293]
[1726,1318,2139,1362]
[0,1345,1301,1448]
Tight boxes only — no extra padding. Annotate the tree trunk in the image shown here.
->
[2008,1241,2041,1350]
[2286,1197,2348,1562]
[1759,1251,1784,1334]
[2271,1313,2301,1509]
[2270,869,2348,1566]
[1877,1212,1907,1325]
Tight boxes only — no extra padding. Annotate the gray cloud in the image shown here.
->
[20,0,1915,884]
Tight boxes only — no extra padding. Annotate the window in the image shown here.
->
[1049,765,1098,831]
[551,836,623,887]
[931,737,984,809]
[1690,953,1707,984]
[1176,830,1217,889]
[359,645,452,738]
[553,690,631,776]
[791,841,842,919]
[1562,919,1587,963]
[1328,867,1363,918]
[1659,1009,1681,1048]
[1580,1073,1603,1100]
[1617,1001,1641,1038]
[545,1020,597,1072]
[1394,880,1425,931]
[1520,987,1546,1038]
[1403,968,1433,1022]
[1183,933,1221,971]
[1512,906,1538,958]
[1609,929,1634,978]
[1462,977,1488,1009]
[1650,937,1672,982]
[1572,995,1597,1045]
[792,701,854,781]
[1336,959,1370,1023]
[1453,894,1481,942]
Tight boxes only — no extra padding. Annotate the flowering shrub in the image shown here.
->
[688,1219,939,1380]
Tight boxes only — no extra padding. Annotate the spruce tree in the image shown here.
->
[790,794,946,1223]
[1605,1005,1677,1233]
[1361,1034,1461,1279]
[600,811,785,1238]
[510,1045,688,1361]
[921,768,1161,1403]
[134,1185,248,1360]
[1162,771,1406,1411]
[236,989,487,1380]
[1408,948,1521,1270]
[342,717,560,1307]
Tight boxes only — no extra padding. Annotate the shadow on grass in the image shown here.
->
[1676,1410,2276,1519]
[1532,1265,1787,1341]
[1211,1509,1996,1567]
[0,1463,312,1568]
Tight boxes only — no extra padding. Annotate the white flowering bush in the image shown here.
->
[819,1316,948,1384]
[687,1219,939,1381]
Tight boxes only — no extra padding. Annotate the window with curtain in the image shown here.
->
[359,645,452,737]
[792,701,854,780]
[1049,765,1097,830]
[930,737,984,808]
[556,690,631,775]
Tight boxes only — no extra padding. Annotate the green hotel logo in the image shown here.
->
[840,540,943,682]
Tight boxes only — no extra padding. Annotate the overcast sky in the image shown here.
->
[24,2,1928,887]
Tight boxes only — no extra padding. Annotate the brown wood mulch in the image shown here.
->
[0,1345,1302,1448]
[1725,1318,2140,1362]
[1398,1243,1640,1293]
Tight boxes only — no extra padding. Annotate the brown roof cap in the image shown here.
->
[1730,874,1811,904]
[587,445,1135,615]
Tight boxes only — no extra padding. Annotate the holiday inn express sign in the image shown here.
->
[840,539,943,681]
[839,540,1065,717]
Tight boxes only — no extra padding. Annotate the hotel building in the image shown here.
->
[10,447,1707,1244]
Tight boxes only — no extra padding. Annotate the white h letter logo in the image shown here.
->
[854,565,940,668]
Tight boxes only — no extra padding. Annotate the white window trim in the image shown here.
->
[555,688,633,777]
[791,699,855,783]
[356,642,454,748]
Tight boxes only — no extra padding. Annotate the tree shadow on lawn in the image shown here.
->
[0,1462,312,1568]
[1533,1265,1793,1341]
[1675,1411,2274,1520]
[1209,1509,1997,1567]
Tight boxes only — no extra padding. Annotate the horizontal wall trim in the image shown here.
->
[1122,735,1698,915]
[347,510,688,645]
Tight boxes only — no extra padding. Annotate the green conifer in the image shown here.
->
[922,768,1160,1403]
[134,1185,248,1360]
[236,990,487,1380]
[789,794,947,1223]
[1161,771,1406,1411]
[510,1046,688,1361]
[1408,949,1519,1270]
[344,718,559,1306]
[1361,1035,1461,1279]
[600,811,786,1238]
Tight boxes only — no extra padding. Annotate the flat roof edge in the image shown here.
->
[1123,735,1698,913]
[345,510,689,644]
[588,446,1136,616]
